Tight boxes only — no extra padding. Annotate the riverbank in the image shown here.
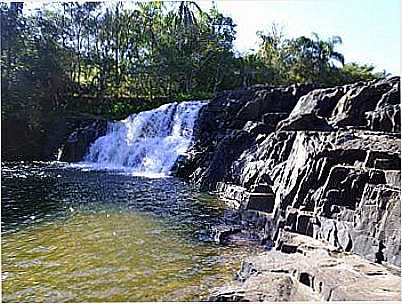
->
[175,77,401,301]
[4,77,400,301]
[208,231,400,301]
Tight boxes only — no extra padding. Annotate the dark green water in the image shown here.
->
[1,162,258,302]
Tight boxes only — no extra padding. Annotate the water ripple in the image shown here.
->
[1,162,259,302]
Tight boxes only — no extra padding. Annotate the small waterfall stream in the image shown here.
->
[84,101,206,176]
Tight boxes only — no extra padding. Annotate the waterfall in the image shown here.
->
[83,101,206,176]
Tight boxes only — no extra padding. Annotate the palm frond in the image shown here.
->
[331,35,342,45]
[331,51,345,65]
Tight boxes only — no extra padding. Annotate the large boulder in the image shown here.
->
[209,232,401,301]
[234,84,314,123]
[190,130,254,191]
[277,113,333,131]
[330,77,399,128]
[176,84,315,190]
[366,104,400,133]
[289,85,351,118]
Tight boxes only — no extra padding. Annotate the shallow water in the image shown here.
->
[1,162,258,302]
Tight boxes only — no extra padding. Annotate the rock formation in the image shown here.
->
[59,119,107,162]
[54,77,400,301]
[209,232,401,301]
[176,77,401,301]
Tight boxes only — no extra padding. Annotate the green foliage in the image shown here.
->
[1,2,70,134]
[332,62,389,85]
[253,25,359,86]
[1,2,387,125]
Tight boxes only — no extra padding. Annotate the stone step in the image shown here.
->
[216,182,275,213]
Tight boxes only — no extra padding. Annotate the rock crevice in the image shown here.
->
[176,78,401,301]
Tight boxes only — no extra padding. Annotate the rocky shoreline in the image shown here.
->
[56,77,401,301]
[208,232,400,301]
[174,77,401,301]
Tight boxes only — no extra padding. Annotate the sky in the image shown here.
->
[201,0,401,75]
[22,0,401,75]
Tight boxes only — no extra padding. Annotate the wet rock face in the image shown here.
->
[178,77,401,274]
[176,84,315,190]
[59,119,107,162]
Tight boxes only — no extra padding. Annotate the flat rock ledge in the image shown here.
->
[208,232,401,302]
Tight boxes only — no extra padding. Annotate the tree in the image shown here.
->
[255,24,293,84]
[1,3,386,121]
[330,62,388,85]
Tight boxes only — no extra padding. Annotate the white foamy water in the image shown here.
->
[82,101,206,176]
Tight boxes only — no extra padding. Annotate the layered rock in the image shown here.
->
[175,83,314,190]
[176,77,401,300]
[209,232,401,301]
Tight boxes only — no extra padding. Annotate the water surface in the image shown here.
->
[1,162,257,302]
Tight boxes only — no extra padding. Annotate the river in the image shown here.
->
[1,162,260,302]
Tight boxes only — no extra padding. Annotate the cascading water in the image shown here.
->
[83,101,206,176]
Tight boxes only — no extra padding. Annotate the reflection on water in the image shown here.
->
[1,162,257,302]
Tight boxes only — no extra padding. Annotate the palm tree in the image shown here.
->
[311,32,345,67]
[308,33,345,82]
[173,1,203,29]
